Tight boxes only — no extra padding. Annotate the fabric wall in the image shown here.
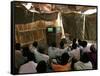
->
[14,4,58,46]
[85,13,97,41]
[62,12,97,41]
[62,12,83,40]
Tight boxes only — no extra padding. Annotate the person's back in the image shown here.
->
[81,41,91,53]
[57,48,68,57]
[87,45,97,69]
[69,48,80,61]
[82,46,91,53]
[19,52,37,74]
[34,45,49,63]
[48,47,59,59]
[29,41,38,53]
[19,61,37,74]
[74,61,92,70]
[48,42,59,59]
[51,53,71,72]
[36,51,49,63]
[69,43,80,61]
[74,53,92,70]
[56,41,68,57]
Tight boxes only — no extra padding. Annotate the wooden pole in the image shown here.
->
[82,14,86,40]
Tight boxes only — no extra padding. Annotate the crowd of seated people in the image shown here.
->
[14,38,97,74]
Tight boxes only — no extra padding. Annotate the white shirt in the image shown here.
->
[82,46,91,53]
[31,48,49,63]
[29,44,37,54]
[35,51,49,63]
[69,48,80,61]
[19,61,37,74]
[48,47,59,59]
[15,50,26,69]
[56,48,68,57]
[74,61,92,70]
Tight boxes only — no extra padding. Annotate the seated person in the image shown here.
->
[87,44,97,69]
[29,41,38,53]
[81,41,91,53]
[33,45,49,63]
[56,41,68,57]
[15,43,26,74]
[48,42,59,59]
[74,52,92,70]
[51,53,71,72]
[36,61,47,73]
[19,52,37,74]
[69,43,80,61]
[71,38,78,50]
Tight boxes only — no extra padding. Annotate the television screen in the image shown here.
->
[48,28,53,32]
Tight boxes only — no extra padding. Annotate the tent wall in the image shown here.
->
[85,13,97,41]
[62,13,84,40]
[15,6,59,46]
[34,12,58,21]
[15,21,47,46]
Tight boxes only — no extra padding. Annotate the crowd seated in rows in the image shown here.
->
[15,38,97,74]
